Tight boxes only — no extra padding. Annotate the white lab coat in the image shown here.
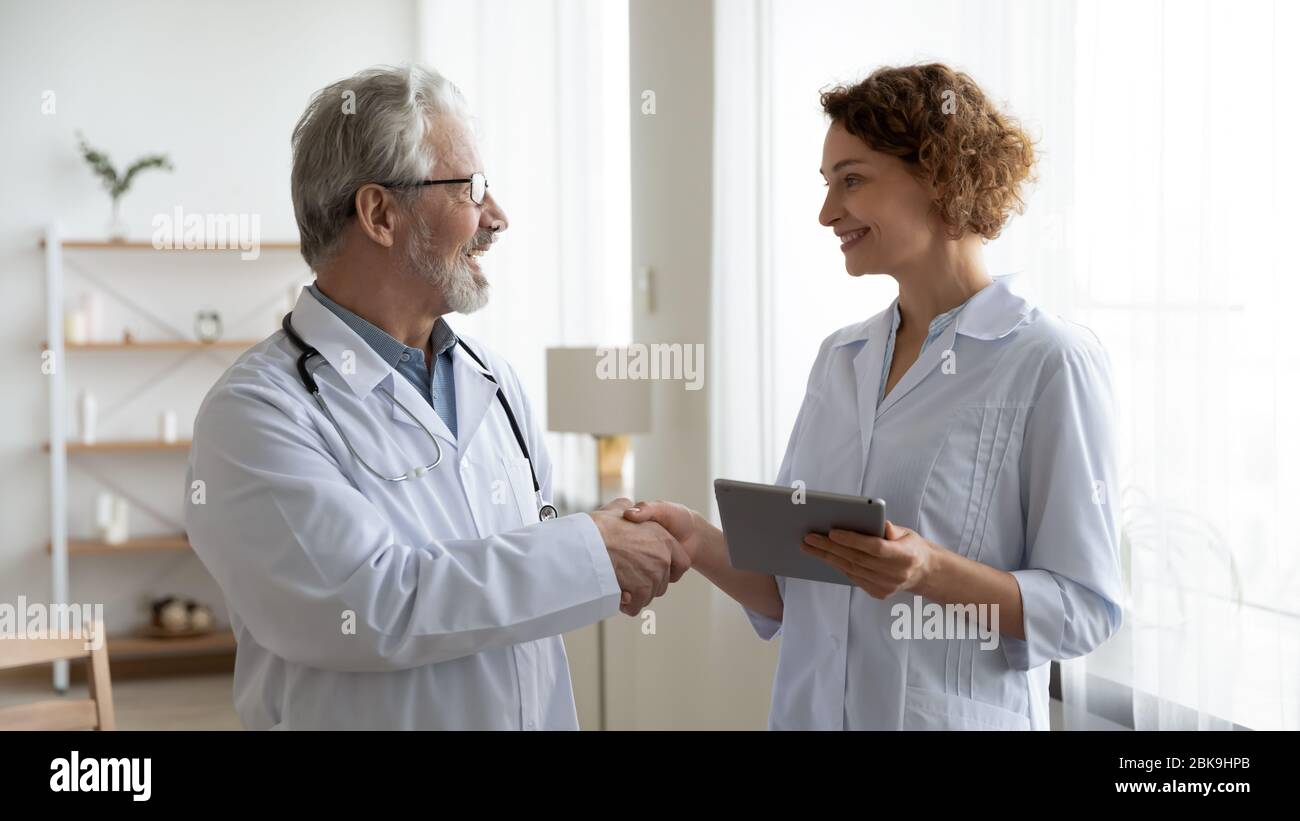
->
[745,276,1124,730]
[184,288,621,729]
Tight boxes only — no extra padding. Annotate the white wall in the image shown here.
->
[0,0,779,729]
[0,0,418,635]
[614,0,779,730]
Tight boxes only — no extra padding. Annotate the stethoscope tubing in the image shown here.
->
[281,312,557,521]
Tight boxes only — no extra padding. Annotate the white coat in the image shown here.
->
[745,276,1125,730]
[184,288,620,729]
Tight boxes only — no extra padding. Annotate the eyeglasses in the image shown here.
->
[382,171,488,205]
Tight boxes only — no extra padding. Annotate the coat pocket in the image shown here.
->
[902,685,1030,731]
[502,456,539,527]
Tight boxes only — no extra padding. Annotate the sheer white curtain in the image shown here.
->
[712,0,1298,729]
[1063,0,1299,731]
[416,0,632,511]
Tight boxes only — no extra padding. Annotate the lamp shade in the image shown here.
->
[546,347,652,435]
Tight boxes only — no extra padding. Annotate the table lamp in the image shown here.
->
[546,346,653,729]
[546,347,653,498]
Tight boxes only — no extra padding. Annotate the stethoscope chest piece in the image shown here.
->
[539,504,558,522]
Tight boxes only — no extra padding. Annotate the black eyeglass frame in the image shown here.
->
[379,171,487,204]
[346,173,487,217]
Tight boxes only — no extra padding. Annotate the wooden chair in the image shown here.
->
[0,619,116,730]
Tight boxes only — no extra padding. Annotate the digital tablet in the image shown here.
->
[713,478,886,586]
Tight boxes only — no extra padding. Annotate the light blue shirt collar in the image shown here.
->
[879,298,970,404]
[306,282,456,369]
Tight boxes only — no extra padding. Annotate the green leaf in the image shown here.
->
[76,131,120,195]
[75,131,173,200]
[116,154,173,198]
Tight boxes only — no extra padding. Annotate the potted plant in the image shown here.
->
[76,131,173,241]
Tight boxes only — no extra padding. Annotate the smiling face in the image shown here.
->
[400,116,509,314]
[818,122,939,277]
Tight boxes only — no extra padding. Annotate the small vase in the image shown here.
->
[107,199,127,242]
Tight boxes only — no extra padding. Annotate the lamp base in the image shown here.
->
[596,434,631,493]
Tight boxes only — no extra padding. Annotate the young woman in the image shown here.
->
[625,63,1124,730]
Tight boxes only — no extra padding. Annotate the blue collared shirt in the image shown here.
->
[307,283,459,438]
[879,299,969,405]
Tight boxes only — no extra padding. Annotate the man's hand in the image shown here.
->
[623,500,785,623]
[589,498,682,616]
[620,500,705,574]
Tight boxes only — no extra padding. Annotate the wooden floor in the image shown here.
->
[0,671,1086,731]
[0,672,242,730]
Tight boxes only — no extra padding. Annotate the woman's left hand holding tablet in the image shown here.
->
[801,521,941,599]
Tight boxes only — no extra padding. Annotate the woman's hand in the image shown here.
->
[801,521,940,599]
[621,500,706,572]
[623,499,784,622]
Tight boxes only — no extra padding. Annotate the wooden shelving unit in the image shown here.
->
[46,439,192,453]
[52,339,263,351]
[40,238,300,251]
[45,534,191,555]
[109,630,237,659]
[42,227,305,690]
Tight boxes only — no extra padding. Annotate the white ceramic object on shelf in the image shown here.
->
[188,604,214,632]
[78,390,97,444]
[160,410,178,443]
[95,492,115,540]
[156,599,188,632]
[80,292,103,342]
[64,308,87,344]
[104,496,129,545]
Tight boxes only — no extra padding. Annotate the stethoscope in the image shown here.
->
[281,312,558,522]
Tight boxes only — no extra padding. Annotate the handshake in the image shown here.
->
[588,497,704,616]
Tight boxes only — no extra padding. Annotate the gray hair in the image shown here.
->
[290,64,468,271]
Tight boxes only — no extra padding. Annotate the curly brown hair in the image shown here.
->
[820,63,1037,241]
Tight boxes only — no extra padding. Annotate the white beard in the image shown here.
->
[403,219,491,315]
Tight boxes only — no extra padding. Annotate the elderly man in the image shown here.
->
[184,65,685,730]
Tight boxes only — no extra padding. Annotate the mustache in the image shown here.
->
[464,229,497,253]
